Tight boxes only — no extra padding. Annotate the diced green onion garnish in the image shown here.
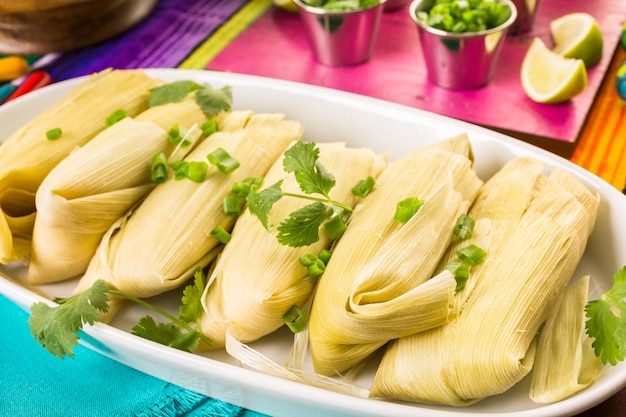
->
[223,196,244,216]
[210,226,231,244]
[446,261,469,292]
[394,197,424,223]
[169,161,207,182]
[105,109,128,127]
[201,119,218,138]
[456,244,487,266]
[453,213,475,240]
[352,176,375,198]
[150,152,169,183]
[299,254,326,277]
[318,249,332,265]
[186,161,208,182]
[168,124,192,147]
[46,127,62,140]
[323,212,347,240]
[170,161,188,180]
[232,176,263,197]
[283,305,307,334]
[207,148,240,174]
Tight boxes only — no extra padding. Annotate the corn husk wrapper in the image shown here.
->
[197,142,388,349]
[308,134,483,376]
[371,157,547,405]
[530,275,602,403]
[0,69,161,263]
[373,166,599,404]
[75,112,303,301]
[27,95,211,284]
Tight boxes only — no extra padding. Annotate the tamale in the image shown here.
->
[197,142,387,349]
[28,94,211,284]
[530,275,602,403]
[373,166,599,404]
[308,134,483,376]
[75,112,303,302]
[371,157,547,405]
[0,69,162,263]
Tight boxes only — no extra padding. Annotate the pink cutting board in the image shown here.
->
[208,1,625,157]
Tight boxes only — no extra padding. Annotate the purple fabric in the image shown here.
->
[42,0,248,82]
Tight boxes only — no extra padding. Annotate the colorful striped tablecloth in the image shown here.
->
[571,45,626,192]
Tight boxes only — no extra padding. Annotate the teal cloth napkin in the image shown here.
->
[0,294,268,417]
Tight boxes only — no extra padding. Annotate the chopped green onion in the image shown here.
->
[283,305,307,334]
[46,127,62,140]
[168,124,192,147]
[207,148,240,175]
[169,161,208,182]
[201,119,218,138]
[323,211,347,240]
[232,176,263,198]
[318,248,332,265]
[453,213,475,240]
[446,262,469,292]
[105,109,128,127]
[186,161,208,182]
[210,226,231,244]
[456,244,487,266]
[299,254,326,277]
[352,176,375,198]
[394,197,424,223]
[223,196,244,216]
[150,152,169,183]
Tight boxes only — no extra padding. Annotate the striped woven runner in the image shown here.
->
[571,46,626,191]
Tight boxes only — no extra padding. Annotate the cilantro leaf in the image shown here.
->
[29,275,213,359]
[247,181,284,229]
[283,142,336,198]
[148,80,201,107]
[180,269,205,323]
[29,280,110,359]
[277,202,334,247]
[132,316,181,344]
[195,85,233,116]
[29,302,80,359]
[169,331,202,352]
[586,266,626,365]
[132,316,201,352]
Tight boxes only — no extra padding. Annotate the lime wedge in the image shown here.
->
[551,12,603,68]
[521,38,587,103]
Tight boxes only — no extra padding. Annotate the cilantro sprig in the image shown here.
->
[148,80,232,116]
[246,142,362,247]
[29,270,212,359]
[585,266,626,365]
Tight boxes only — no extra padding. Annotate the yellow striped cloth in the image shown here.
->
[571,47,626,192]
[178,0,272,68]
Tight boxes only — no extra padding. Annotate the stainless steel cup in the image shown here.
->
[508,0,541,35]
[409,0,517,90]
[294,0,387,66]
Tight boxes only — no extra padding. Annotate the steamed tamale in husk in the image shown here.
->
[370,156,547,406]
[308,134,483,376]
[28,93,212,284]
[0,69,162,264]
[371,164,599,405]
[75,111,303,306]
[197,142,388,350]
[530,275,602,404]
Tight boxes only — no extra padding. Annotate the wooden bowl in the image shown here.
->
[0,0,157,54]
